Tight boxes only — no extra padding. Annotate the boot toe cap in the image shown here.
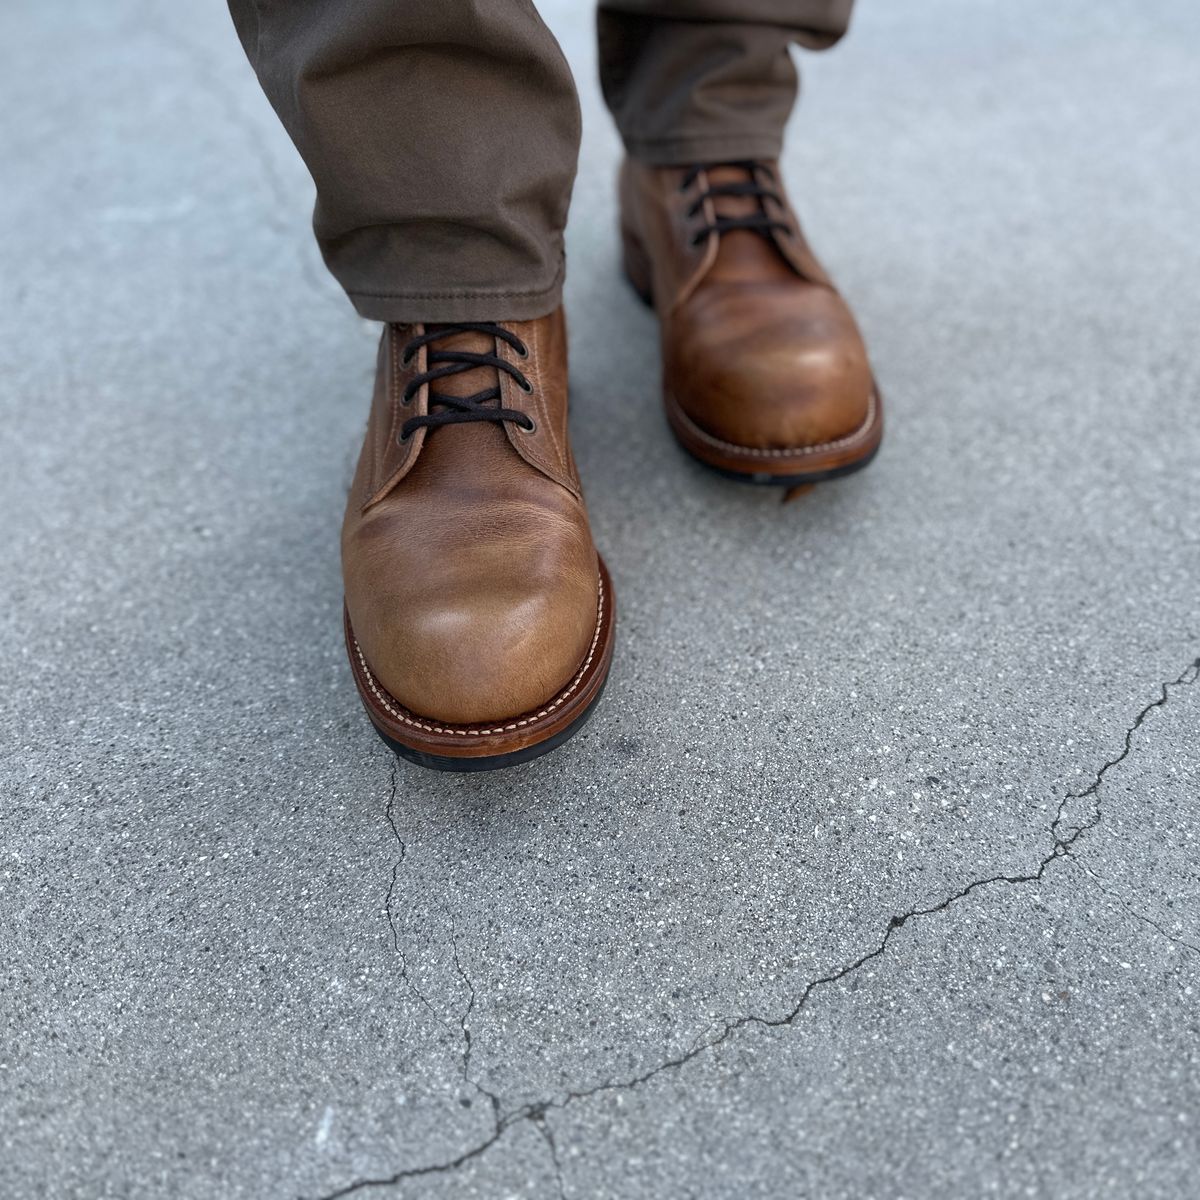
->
[671,287,874,451]
[348,543,600,728]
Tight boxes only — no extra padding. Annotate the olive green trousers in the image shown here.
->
[226,1,856,321]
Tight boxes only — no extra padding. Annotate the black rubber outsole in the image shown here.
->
[370,668,611,773]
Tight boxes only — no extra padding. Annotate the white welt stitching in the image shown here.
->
[673,388,878,458]
[352,578,605,738]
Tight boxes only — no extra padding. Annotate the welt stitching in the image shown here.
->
[353,578,605,738]
[678,389,878,458]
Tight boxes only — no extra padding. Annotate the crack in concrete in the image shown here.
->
[449,936,505,1123]
[382,772,507,1122]
[311,655,1200,1199]
[381,762,448,1030]
[382,761,404,954]
[1126,910,1200,959]
[1069,853,1200,959]
[532,1110,568,1200]
[449,938,478,1085]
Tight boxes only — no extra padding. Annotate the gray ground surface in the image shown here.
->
[3,1,1199,1197]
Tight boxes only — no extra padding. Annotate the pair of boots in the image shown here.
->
[343,159,882,771]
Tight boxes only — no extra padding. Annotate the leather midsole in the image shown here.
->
[664,386,883,478]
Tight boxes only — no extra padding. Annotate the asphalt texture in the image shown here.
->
[3,1,1200,1198]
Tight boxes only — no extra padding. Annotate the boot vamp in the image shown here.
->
[345,417,599,728]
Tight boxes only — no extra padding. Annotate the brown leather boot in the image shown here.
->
[341,310,615,771]
[620,159,882,489]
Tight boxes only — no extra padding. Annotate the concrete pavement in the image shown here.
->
[2,1,1199,1197]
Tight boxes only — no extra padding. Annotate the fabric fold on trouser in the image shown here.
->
[226,1,854,323]
[227,0,581,322]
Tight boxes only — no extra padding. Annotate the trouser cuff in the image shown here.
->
[621,131,785,168]
[344,265,566,325]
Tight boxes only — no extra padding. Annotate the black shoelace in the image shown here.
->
[680,160,791,247]
[398,323,534,442]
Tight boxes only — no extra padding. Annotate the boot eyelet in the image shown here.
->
[397,428,413,444]
[515,341,530,359]
[401,385,416,405]
[518,417,537,435]
[518,378,534,394]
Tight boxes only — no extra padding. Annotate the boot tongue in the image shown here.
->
[415,325,515,481]
[424,326,500,401]
[701,165,794,285]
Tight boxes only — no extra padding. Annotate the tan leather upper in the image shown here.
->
[342,309,600,725]
[620,159,874,452]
